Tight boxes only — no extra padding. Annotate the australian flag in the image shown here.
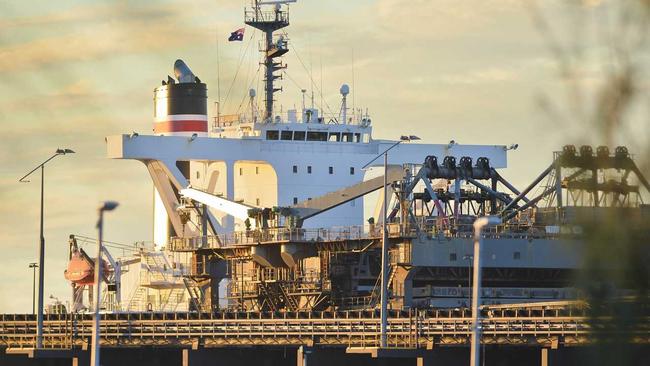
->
[228,28,245,42]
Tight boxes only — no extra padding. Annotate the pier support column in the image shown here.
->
[297,346,313,366]
[71,351,89,366]
[182,349,209,366]
[416,343,436,366]
[541,348,560,366]
[416,353,434,366]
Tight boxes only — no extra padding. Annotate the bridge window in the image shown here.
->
[266,130,279,140]
[239,168,243,176]
[293,197,298,204]
[354,133,361,143]
[255,167,259,175]
[342,133,353,142]
[449,253,457,261]
[350,167,355,175]
[293,131,306,141]
[307,166,312,174]
[293,165,298,173]
[307,131,327,141]
[281,131,293,140]
[513,251,521,260]
[329,166,333,174]
[328,133,341,142]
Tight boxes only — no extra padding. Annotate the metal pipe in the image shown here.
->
[91,202,118,366]
[502,187,555,222]
[555,163,562,208]
[462,255,472,307]
[362,136,419,348]
[502,168,586,222]
[37,165,44,348]
[502,163,555,213]
[361,140,402,169]
[29,263,38,315]
[380,151,389,348]
[18,149,74,348]
[630,163,650,193]
[91,211,103,366]
[470,216,501,366]
[466,178,510,203]
[492,170,530,204]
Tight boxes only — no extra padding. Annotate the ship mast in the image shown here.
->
[245,0,293,122]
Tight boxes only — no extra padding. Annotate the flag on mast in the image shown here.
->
[228,28,245,42]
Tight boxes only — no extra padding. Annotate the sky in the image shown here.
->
[0,0,648,312]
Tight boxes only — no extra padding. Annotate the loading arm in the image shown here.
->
[291,165,405,223]
[180,187,256,224]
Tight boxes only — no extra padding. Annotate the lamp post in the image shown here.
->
[29,263,38,315]
[470,216,501,366]
[362,135,420,348]
[462,255,472,307]
[91,201,119,366]
[19,148,75,348]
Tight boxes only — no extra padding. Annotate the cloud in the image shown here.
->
[439,67,519,85]
[0,2,220,73]
[0,3,166,29]
[373,0,525,40]
[0,24,206,73]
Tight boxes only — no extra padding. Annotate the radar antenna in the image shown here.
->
[245,0,295,122]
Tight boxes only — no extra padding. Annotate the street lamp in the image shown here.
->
[19,148,75,348]
[29,263,38,315]
[470,216,501,366]
[91,201,119,366]
[362,135,420,348]
[462,255,472,308]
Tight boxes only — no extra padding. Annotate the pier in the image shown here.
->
[2,302,648,365]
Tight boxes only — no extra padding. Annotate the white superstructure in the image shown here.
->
[108,126,508,248]
[106,0,510,249]
[96,1,516,312]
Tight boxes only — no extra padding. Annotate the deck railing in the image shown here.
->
[0,304,610,349]
[168,220,567,252]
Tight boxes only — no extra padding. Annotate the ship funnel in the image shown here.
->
[154,60,207,137]
[174,59,196,83]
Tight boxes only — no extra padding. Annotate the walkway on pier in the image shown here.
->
[0,306,607,350]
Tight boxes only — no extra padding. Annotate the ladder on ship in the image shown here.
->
[369,264,397,308]
[258,281,279,311]
[127,287,146,312]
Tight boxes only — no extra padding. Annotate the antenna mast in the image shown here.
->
[245,0,293,122]
[216,26,222,127]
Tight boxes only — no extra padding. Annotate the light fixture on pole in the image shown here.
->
[90,201,119,366]
[29,263,38,315]
[19,148,75,348]
[470,216,501,366]
[362,135,420,348]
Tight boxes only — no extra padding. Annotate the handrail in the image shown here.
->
[169,220,569,252]
[1,309,637,350]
